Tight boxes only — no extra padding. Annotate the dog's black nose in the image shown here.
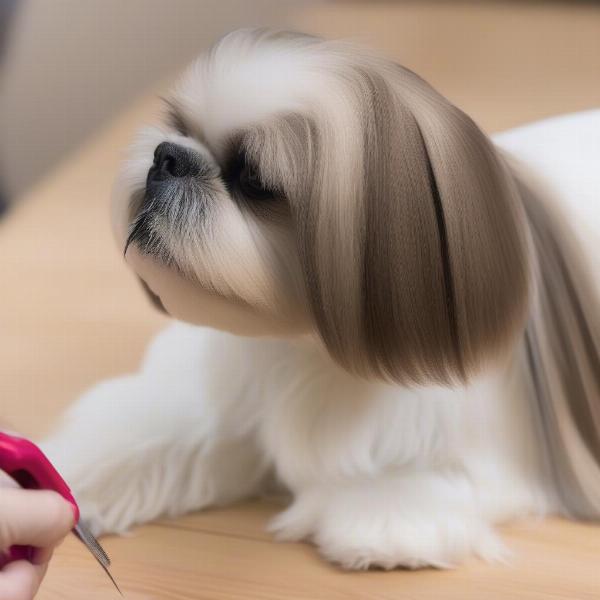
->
[147,142,198,184]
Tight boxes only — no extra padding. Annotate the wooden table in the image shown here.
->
[2,2,600,597]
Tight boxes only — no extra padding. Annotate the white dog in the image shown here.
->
[43,29,600,569]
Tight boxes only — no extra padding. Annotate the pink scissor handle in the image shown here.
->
[0,432,79,564]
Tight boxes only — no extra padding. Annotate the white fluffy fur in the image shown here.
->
[43,29,600,571]
[44,320,549,568]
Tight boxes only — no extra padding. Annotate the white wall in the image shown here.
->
[0,0,304,198]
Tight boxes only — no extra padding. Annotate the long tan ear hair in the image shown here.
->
[517,172,600,519]
[288,51,531,385]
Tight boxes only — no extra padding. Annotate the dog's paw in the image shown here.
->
[268,502,317,543]
[268,485,509,570]
[313,511,508,570]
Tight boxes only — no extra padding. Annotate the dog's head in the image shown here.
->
[113,29,530,385]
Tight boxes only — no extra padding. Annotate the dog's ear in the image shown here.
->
[290,64,531,385]
[519,175,600,519]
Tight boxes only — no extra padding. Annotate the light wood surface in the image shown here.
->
[1,2,600,598]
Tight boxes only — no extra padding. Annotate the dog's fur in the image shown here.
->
[44,30,600,569]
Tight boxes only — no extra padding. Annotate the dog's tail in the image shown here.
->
[519,174,600,519]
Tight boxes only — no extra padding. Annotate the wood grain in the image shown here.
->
[41,512,600,600]
[1,2,600,598]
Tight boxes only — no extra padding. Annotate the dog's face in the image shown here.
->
[113,29,531,385]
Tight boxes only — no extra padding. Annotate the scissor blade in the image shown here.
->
[73,523,122,596]
[95,557,123,596]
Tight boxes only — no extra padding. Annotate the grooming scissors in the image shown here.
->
[0,431,122,595]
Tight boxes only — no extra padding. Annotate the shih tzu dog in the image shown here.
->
[44,29,600,569]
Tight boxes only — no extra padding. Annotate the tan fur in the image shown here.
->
[274,53,531,385]
[518,175,600,518]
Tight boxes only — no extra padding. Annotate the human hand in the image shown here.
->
[0,471,74,600]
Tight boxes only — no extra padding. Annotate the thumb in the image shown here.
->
[0,489,75,552]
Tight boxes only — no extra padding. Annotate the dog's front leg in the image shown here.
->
[41,325,269,536]
[268,469,506,570]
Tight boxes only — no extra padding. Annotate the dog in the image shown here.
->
[43,29,600,569]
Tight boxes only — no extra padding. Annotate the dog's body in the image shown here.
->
[44,30,600,569]
[45,321,545,568]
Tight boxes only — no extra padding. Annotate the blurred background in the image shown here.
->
[0,0,599,207]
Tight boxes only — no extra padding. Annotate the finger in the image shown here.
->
[0,471,19,489]
[0,489,75,550]
[0,560,48,600]
[31,546,53,566]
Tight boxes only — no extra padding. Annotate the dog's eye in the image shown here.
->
[238,162,275,201]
